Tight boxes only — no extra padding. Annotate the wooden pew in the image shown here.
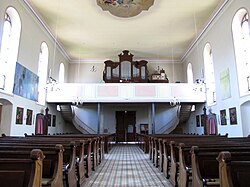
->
[191,145,250,187]
[24,134,99,175]
[0,144,64,187]
[148,134,228,167]
[150,134,229,186]
[217,151,250,187]
[21,133,115,186]
[0,149,44,187]
[178,138,250,187]
[136,133,150,153]
[0,136,92,186]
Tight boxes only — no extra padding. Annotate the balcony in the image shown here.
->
[46,83,206,104]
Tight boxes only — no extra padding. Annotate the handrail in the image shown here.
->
[155,106,180,134]
[71,107,97,134]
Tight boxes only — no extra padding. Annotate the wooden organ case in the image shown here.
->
[103,50,148,83]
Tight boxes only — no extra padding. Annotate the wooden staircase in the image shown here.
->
[178,104,193,124]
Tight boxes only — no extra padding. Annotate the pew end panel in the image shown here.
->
[0,149,44,187]
[217,151,250,187]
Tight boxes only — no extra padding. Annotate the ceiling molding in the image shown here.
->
[181,0,230,62]
[23,0,71,62]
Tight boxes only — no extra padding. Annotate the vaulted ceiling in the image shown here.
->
[25,0,227,62]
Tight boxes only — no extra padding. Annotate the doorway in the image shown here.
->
[116,111,136,142]
[0,99,13,135]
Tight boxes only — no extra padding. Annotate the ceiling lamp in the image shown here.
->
[97,0,155,18]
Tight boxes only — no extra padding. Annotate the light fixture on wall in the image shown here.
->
[90,65,97,72]
[72,97,83,106]
[170,97,180,107]
[0,74,6,90]
[247,76,250,91]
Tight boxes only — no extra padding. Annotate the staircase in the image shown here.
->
[59,104,96,134]
[178,104,193,124]
[59,104,73,123]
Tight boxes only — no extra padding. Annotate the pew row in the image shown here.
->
[191,145,250,187]
[0,149,44,187]
[217,151,250,187]
[0,144,63,187]
[0,134,113,187]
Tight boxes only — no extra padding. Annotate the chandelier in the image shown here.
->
[97,0,155,18]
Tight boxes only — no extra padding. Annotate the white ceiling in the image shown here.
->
[25,0,226,62]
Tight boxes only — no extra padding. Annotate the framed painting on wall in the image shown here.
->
[52,115,56,127]
[200,114,205,127]
[229,107,237,125]
[16,107,24,124]
[26,109,33,125]
[0,105,2,124]
[220,68,231,100]
[13,62,39,102]
[140,124,148,134]
[220,109,227,125]
[48,114,52,127]
[196,115,200,127]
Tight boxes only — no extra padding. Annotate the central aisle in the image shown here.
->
[83,144,173,187]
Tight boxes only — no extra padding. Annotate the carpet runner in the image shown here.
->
[83,144,173,187]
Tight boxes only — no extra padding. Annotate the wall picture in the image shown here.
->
[13,62,39,101]
[220,109,227,125]
[48,114,52,126]
[196,115,200,127]
[229,107,237,125]
[200,114,205,127]
[140,124,148,134]
[26,109,33,125]
[52,115,56,127]
[0,105,2,124]
[220,68,231,100]
[16,107,24,124]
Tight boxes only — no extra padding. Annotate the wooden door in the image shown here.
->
[116,111,136,142]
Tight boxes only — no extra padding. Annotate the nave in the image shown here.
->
[83,144,173,187]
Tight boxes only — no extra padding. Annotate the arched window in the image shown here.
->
[203,43,216,106]
[37,42,49,105]
[232,9,250,95]
[59,62,65,84]
[0,7,21,93]
[187,62,194,84]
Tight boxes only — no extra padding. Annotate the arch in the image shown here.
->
[59,62,65,83]
[0,7,21,93]
[232,8,250,96]
[37,42,49,105]
[187,62,194,83]
[203,43,216,106]
[240,101,250,137]
[0,98,13,136]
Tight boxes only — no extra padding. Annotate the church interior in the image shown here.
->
[0,0,250,186]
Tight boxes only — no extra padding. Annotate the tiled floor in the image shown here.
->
[83,144,173,187]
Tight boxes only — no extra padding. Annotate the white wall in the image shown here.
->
[68,63,105,83]
[240,101,250,137]
[155,104,178,133]
[0,0,72,136]
[68,61,184,83]
[74,105,99,132]
[102,104,150,134]
[183,0,250,137]
[73,103,180,135]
